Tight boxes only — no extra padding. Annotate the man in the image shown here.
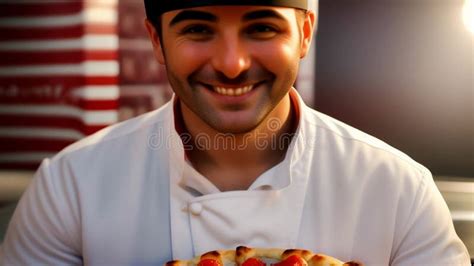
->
[0,0,470,265]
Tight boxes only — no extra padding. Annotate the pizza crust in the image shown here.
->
[165,246,363,266]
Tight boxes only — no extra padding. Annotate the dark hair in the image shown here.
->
[144,0,162,41]
[151,16,163,42]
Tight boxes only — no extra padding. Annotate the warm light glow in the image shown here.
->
[463,0,474,33]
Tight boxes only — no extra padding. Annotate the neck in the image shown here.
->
[176,92,297,191]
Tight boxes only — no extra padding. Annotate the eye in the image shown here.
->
[180,24,214,40]
[246,24,279,39]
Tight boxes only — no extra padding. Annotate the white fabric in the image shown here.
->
[181,159,286,195]
[0,90,470,266]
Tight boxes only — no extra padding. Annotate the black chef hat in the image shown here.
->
[144,0,309,22]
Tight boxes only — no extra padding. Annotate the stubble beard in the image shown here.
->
[165,60,299,135]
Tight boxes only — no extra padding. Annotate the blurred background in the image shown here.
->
[0,0,473,259]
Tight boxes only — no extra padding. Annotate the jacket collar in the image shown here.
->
[168,88,312,193]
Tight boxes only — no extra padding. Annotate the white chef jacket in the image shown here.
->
[0,89,470,266]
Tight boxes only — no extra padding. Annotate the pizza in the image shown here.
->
[165,246,362,266]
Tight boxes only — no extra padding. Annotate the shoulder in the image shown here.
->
[304,106,428,172]
[301,106,432,193]
[44,101,174,181]
[56,101,172,159]
[300,109,471,266]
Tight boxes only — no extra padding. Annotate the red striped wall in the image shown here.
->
[0,0,119,170]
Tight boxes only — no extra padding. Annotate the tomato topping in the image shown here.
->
[242,258,266,266]
[198,259,221,266]
[272,255,304,266]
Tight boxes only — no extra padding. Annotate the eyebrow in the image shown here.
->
[242,9,286,22]
[169,10,218,27]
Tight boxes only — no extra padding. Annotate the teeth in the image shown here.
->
[213,85,254,96]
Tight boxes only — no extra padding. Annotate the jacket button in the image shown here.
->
[189,202,203,216]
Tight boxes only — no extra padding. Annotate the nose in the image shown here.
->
[211,33,251,79]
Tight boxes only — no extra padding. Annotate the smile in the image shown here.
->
[213,85,254,96]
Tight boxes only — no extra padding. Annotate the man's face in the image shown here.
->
[147,6,313,133]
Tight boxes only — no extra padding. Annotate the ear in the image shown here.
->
[299,11,317,59]
[144,19,166,65]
